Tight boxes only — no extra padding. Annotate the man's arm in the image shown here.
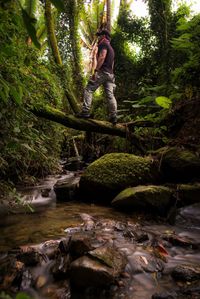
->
[95,48,107,71]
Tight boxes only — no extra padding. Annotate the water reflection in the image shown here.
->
[0,202,135,251]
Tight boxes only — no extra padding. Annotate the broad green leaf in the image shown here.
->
[155,96,172,109]
[21,8,41,49]
[50,0,65,11]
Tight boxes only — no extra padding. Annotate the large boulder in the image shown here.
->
[70,245,126,288]
[177,183,200,207]
[111,185,173,215]
[79,153,159,202]
[154,147,200,182]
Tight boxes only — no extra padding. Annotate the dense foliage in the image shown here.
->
[112,1,200,134]
[0,1,64,194]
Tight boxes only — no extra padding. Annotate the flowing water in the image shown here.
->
[0,174,200,299]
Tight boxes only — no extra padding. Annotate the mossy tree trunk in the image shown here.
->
[31,105,145,152]
[106,0,111,32]
[45,0,62,65]
[44,0,80,114]
[68,0,85,98]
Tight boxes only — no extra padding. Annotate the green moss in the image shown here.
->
[82,153,156,189]
[80,153,160,202]
[112,185,172,214]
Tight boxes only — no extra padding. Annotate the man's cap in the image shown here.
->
[96,29,111,38]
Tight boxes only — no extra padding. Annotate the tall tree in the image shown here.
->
[44,0,80,113]
[148,0,173,84]
[106,0,111,32]
[45,0,62,65]
[67,0,84,98]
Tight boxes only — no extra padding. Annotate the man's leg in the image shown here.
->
[103,74,117,124]
[81,74,104,116]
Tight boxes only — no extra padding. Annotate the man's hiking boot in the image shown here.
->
[76,112,91,119]
[109,116,117,125]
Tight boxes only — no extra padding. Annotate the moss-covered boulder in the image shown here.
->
[155,147,200,182]
[111,185,173,216]
[178,183,200,207]
[79,153,159,202]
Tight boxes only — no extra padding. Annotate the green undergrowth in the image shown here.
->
[0,3,66,201]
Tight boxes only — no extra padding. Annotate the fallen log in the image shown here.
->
[31,105,145,153]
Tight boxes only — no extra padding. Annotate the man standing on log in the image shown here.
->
[78,29,117,125]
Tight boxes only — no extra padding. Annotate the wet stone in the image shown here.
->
[41,281,71,299]
[35,275,47,289]
[58,238,71,254]
[17,247,42,266]
[51,254,71,280]
[134,231,149,243]
[69,233,94,259]
[41,240,60,259]
[20,269,32,290]
[70,245,127,288]
[152,291,177,299]
[163,233,199,249]
[171,265,200,282]
[128,253,164,275]
[41,188,51,197]
[123,229,149,243]
[54,176,80,201]
[0,255,24,290]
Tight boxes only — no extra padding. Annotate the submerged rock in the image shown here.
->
[111,185,173,215]
[79,153,159,202]
[70,245,126,288]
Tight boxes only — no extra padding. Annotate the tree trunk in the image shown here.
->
[45,0,62,65]
[31,106,145,152]
[106,0,111,32]
[68,0,84,98]
[44,0,80,114]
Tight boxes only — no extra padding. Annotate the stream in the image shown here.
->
[0,172,200,299]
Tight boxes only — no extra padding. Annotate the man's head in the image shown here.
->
[96,29,111,40]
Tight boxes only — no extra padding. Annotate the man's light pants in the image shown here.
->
[82,71,117,119]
